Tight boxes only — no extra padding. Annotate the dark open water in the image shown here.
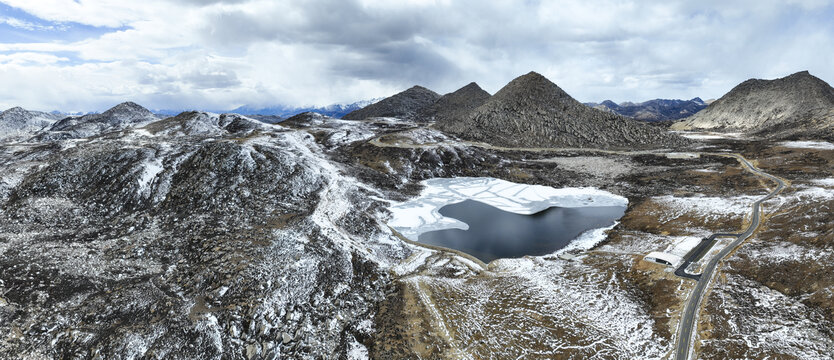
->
[418,199,626,263]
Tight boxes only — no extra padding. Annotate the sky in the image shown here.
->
[0,0,833,113]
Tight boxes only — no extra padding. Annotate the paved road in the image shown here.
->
[673,154,787,360]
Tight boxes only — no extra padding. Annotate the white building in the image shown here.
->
[644,252,683,267]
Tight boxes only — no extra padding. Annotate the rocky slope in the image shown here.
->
[342,86,440,120]
[43,102,159,140]
[587,98,707,122]
[417,82,491,123]
[0,110,411,359]
[0,107,61,141]
[436,72,691,149]
[671,71,834,138]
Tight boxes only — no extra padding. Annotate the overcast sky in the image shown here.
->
[1,0,833,112]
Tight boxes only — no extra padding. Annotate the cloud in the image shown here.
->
[0,0,833,111]
[0,16,67,31]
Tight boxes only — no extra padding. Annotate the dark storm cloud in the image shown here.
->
[329,40,459,85]
[2,0,834,110]
[199,0,464,88]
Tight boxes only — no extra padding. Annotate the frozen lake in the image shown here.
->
[388,177,628,262]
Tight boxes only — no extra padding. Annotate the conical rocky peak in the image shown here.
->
[492,71,572,102]
[2,106,27,115]
[342,85,440,120]
[419,81,491,123]
[672,71,834,136]
[104,101,152,115]
[99,102,156,125]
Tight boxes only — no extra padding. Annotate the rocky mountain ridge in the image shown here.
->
[0,107,62,140]
[342,86,441,120]
[586,98,707,122]
[416,82,491,123]
[44,102,159,140]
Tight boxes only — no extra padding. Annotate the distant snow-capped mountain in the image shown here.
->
[231,98,384,119]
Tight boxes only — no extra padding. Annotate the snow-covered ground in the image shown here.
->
[812,178,834,187]
[779,140,834,150]
[673,131,743,140]
[651,194,756,222]
[387,177,628,240]
[792,185,834,201]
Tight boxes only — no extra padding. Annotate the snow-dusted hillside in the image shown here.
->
[0,107,61,141]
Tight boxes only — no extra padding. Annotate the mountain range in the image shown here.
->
[230,98,383,119]
[586,98,709,122]
[432,72,690,149]
[41,101,159,140]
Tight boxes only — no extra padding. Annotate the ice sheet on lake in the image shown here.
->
[388,177,628,240]
[779,140,834,150]
[673,131,743,140]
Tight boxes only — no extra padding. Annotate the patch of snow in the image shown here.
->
[387,177,628,240]
[812,178,834,187]
[132,128,154,137]
[137,157,164,197]
[346,336,369,360]
[674,131,743,140]
[779,140,834,150]
[666,152,699,159]
[392,249,434,276]
[745,241,826,263]
[555,222,618,255]
[652,194,756,221]
[326,128,375,146]
[792,186,834,200]
[665,236,703,258]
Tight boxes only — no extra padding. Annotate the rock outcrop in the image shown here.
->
[671,71,834,138]
[342,86,440,120]
[436,72,690,149]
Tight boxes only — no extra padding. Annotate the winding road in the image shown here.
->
[673,154,787,360]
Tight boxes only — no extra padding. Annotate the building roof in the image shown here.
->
[644,251,683,267]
